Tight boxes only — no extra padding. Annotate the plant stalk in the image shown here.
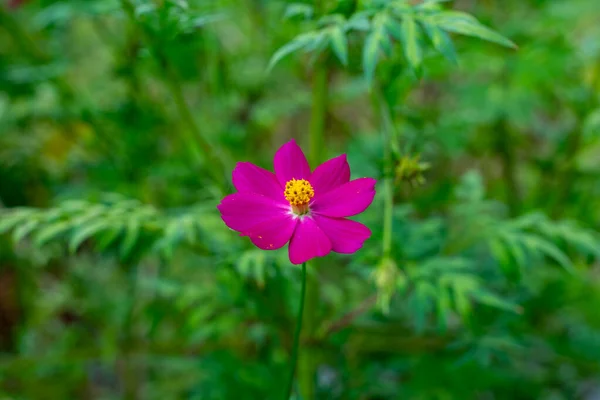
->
[285,262,307,399]
[309,66,328,165]
[374,86,395,259]
[297,58,329,400]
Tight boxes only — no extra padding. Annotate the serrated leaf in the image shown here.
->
[120,219,141,259]
[34,221,72,247]
[268,32,316,72]
[329,26,348,65]
[421,19,458,64]
[433,11,516,49]
[69,220,109,253]
[401,15,422,70]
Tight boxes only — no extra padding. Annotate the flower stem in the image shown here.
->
[285,262,307,399]
[373,86,395,259]
[298,45,329,400]
[309,65,328,165]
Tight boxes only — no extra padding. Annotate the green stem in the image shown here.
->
[285,262,307,399]
[374,86,395,259]
[298,51,329,400]
[309,66,328,165]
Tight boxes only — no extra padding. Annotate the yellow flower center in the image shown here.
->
[284,179,314,215]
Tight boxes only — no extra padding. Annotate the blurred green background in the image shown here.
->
[1,0,600,399]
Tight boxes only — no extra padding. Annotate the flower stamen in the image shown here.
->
[284,179,314,215]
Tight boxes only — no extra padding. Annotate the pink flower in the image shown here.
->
[217,139,376,264]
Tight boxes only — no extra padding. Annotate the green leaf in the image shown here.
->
[453,286,471,319]
[69,220,109,253]
[400,15,422,70]
[417,0,452,6]
[502,233,528,271]
[12,219,39,243]
[433,11,516,49]
[33,221,72,247]
[473,290,521,314]
[95,225,123,251]
[329,26,348,65]
[283,4,313,20]
[524,235,575,274]
[267,32,316,72]
[421,19,458,64]
[306,31,329,64]
[363,31,381,84]
[384,15,402,41]
[436,284,452,331]
[181,217,196,244]
[0,209,35,234]
[120,219,141,259]
[345,12,371,32]
[413,281,436,332]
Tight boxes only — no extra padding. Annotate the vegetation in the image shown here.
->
[1,0,600,399]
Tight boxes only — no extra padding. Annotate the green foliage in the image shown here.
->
[270,0,515,82]
[1,0,600,399]
[0,196,227,261]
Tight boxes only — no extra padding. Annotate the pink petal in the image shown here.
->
[311,178,377,218]
[273,139,311,186]
[232,162,285,202]
[217,193,288,233]
[245,214,297,250]
[309,154,351,196]
[313,215,371,254]
[288,217,332,264]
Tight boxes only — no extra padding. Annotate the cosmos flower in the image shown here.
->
[217,139,376,264]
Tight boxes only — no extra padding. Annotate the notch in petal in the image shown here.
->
[273,139,311,186]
